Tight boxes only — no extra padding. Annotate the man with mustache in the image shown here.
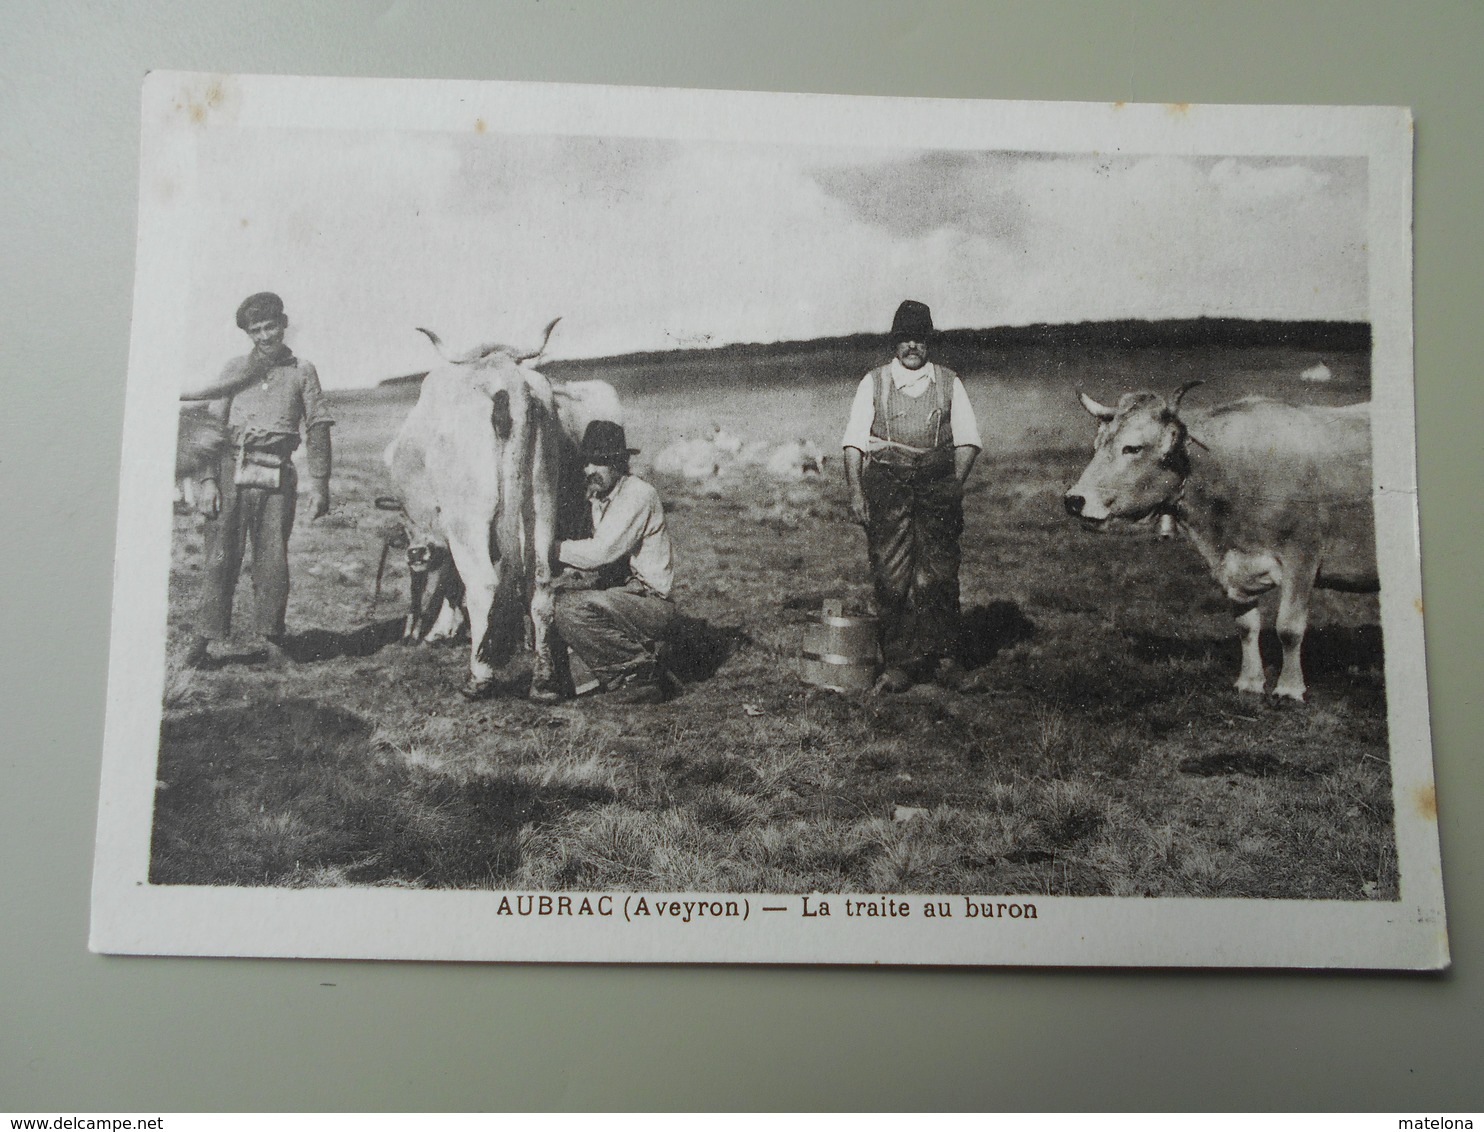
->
[841,300,983,693]
[177,291,335,669]
[546,420,676,705]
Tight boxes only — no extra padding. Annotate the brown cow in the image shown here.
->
[1064,385,1377,701]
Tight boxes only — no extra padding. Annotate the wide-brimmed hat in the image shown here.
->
[579,420,640,462]
[236,291,285,329]
[889,299,934,342]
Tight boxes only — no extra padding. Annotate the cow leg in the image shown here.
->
[447,532,499,695]
[528,583,560,699]
[1233,602,1265,695]
[526,538,560,699]
[1273,558,1318,702]
[403,569,428,642]
[527,415,561,700]
[426,597,463,642]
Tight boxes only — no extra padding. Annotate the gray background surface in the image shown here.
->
[2,0,1479,1112]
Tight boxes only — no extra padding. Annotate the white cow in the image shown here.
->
[383,320,565,699]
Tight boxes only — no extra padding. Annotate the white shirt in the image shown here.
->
[557,475,674,598]
[840,360,983,453]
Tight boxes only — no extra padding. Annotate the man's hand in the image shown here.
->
[849,489,870,527]
[197,479,221,518]
[551,567,601,592]
[307,480,330,520]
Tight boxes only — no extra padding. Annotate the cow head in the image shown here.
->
[406,537,446,575]
[1064,382,1202,527]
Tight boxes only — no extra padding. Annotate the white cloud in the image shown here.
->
[177,133,1368,388]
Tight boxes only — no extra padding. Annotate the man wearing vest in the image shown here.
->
[179,292,335,668]
[841,300,984,693]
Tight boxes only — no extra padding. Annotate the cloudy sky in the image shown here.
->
[181,128,1367,389]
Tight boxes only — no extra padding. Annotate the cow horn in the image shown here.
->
[1171,380,1205,410]
[415,327,456,363]
[1078,391,1117,422]
[516,317,562,365]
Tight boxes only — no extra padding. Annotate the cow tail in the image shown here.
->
[481,371,535,666]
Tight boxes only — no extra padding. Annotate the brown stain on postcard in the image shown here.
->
[1166,102,1191,117]
[174,76,235,127]
[475,118,486,133]
[1414,784,1437,821]
[1413,596,1424,616]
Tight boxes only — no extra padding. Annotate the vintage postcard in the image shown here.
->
[91,73,1446,967]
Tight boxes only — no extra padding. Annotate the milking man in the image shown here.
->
[842,300,985,694]
[546,421,676,705]
[179,291,334,668]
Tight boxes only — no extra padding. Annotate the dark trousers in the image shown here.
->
[862,455,963,669]
[553,586,675,686]
[197,456,298,641]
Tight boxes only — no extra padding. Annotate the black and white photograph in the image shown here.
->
[91,73,1445,967]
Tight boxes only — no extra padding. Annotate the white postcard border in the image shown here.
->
[92,73,1445,968]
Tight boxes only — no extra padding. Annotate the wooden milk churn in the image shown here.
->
[800,598,879,692]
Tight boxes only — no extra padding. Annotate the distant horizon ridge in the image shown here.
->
[377,315,1371,387]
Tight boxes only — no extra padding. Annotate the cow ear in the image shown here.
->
[1078,391,1117,421]
[1160,421,1182,453]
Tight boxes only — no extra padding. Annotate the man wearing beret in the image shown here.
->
[543,420,675,705]
[841,299,984,693]
[180,292,335,668]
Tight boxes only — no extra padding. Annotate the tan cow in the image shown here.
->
[1064,384,1377,701]
[383,321,564,699]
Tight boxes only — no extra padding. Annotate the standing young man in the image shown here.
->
[180,292,334,667]
[841,299,983,693]
[547,421,676,705]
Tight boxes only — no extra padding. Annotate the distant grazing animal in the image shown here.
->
[653,436,723,481]
[175,405,230,508]
[381,319,565,699]
[708,424,744,455]
[653,432,824,484]
[1300,363,1334,383]
[764,438,825,479]
[1064,384,1377,701]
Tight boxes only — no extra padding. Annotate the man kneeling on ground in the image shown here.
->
[544,421,676,705]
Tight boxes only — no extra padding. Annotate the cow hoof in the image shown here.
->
[1272,687,1307,704]
[528,685,567,705]
[1234,678,1266,696]
[459,676,497,700]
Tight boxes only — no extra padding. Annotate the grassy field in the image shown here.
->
[151,337,1396,899]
